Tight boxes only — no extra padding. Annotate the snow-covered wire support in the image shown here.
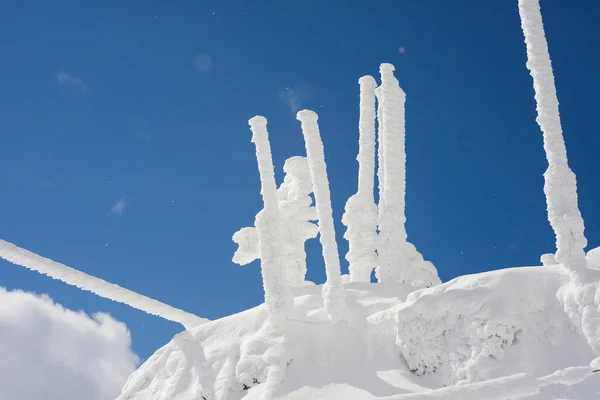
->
[342,76,379,282]
[518,0,588,278]
[376,63,410,284]
[297,110,346,323]
[248,116,292,329]
[0,239,207,330]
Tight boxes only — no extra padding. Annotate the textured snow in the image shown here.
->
[518,0,588,277]
[248,116,292,329]
[297,110,346,323]
[232,156,318,287]
[0,239,206,329]
[119,265,600,399]
[342,75,379,283]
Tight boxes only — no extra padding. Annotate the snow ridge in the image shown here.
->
[0,239,207,329]
[297,110,346,323]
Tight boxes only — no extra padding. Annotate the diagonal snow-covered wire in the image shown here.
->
[0,239,208,330]
[518,0,588,276]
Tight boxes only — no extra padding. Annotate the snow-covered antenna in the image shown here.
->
[518,0,588,278]
[342,76,378,282]
[248,116,292,329]
[376,63,410,283]
[297,110,346,323]
[0,239,207,330]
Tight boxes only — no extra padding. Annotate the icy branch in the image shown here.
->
[297,110,346,323]
[0,239,207,330]
[342,76,378,282]
[518,0,588,277]
[248,116,292,329]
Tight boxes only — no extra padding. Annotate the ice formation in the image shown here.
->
[342,76,379,283]
[375,64,441,288]
[0,239,206,329]
[232,156,318,287]
[518,0,588,278]
[248,116,293,329]
[297,110,346,323]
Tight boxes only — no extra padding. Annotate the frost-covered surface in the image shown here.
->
[0,239,206,329]
[297,110,346,323]
[248,116,292,329]
[519,0,588,276]
[119,265,600,399]
[587,246,600,270]
[342,75,379,283]
[232,156,318,287]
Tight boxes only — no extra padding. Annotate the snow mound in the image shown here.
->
[119,266,600,399]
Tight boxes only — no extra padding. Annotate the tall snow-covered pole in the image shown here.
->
[518,0,588,278]
[376,63,409,283]
[248,116,292,329]
[297,110,346,323]
[342,76,379,282]
[375,87,385,212]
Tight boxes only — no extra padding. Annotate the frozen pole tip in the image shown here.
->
[358,75,377,88]
[296,109,318,122]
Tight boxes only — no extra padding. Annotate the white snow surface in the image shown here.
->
[119,265,600,399]
[0,239,207,330]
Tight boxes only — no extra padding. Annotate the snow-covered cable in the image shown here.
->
[342,76,379,282]
[297,110,346,323]
[0,239,207,330]
[248,116,292,329]
[376,63,409,284]
[518,0,588,277]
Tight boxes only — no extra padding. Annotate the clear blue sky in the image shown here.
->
[1,0,599,361]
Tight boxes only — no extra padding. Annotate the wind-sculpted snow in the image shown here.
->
[248,116,292,329]
[0,239,207,329]
[518,0,588,276]
[120,266,600,399]
[342,76,379,283]
[232,156,318,287]
[297,110,346,323]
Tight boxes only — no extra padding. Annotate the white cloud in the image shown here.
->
[110,196,130,217]
[57,72,87,91]
[0,287,138,400]
[278,84,313,114]
[193,54,213,72]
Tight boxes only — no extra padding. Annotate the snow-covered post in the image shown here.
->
[248,116,292,329]
[375,87,385,212]
[376,63,410,284]
[297,110,346,323]
[342,76,379,282]
[518,0,588,278]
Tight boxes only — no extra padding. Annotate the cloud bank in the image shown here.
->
[0,287,138,400]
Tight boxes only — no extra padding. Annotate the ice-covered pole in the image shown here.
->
[342,76,379,282]
[297,110,346,323]
[376,63,409,283]
[375,87,385,211]
[518,0,588,278]
[248,116,292,329]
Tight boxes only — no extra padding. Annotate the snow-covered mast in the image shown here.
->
[518,0,588,278]
[297,110,346,323]
[376,63,410,284]
[376,64,441,287]
[342,76,379,282]
[248,116,292,328]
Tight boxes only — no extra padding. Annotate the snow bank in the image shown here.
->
[0,239,207,329]
[120,266,600,399]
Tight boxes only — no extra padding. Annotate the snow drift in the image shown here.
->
[118,264,600,399]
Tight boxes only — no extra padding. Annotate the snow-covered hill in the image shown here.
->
[118,263,600,399]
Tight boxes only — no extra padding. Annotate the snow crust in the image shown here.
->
[119,265,600,399]
[0,239,206,329]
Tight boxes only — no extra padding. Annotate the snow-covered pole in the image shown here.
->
[342,76,379,282]
[377,63,409,283]
[518,0,588,279]
[376,87,385,211]
[297,110,346,323]
[248,116,291,329]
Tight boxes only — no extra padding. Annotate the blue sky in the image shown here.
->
[1,0,599,361]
